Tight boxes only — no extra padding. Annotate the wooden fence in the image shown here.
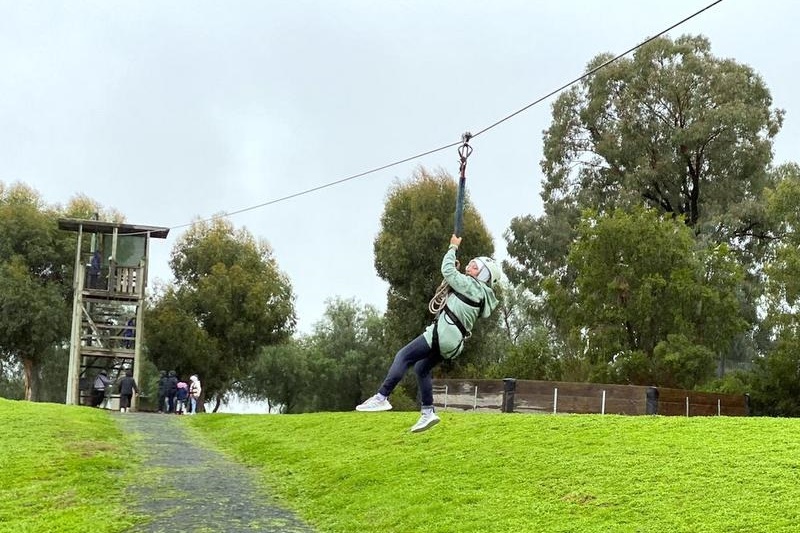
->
[432,378,749,416]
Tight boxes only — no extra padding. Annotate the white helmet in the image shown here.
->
[472,256,502,287]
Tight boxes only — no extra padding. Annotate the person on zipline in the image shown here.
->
[356,233,500,432]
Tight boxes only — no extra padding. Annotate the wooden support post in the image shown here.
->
[646,387,659,415]
[502,378,516,413]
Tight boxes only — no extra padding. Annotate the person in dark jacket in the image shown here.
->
[88,250,101,289]
[118,370,139,413]
[356,234,500,433]
[166,370,178,413]
[156,370,168,413]
[91,370,111,407]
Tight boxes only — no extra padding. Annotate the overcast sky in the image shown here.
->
[1,0,797,333]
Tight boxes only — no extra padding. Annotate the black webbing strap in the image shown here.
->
[443,305,469,339]
[432,320,440,356]
[452,289,485,316]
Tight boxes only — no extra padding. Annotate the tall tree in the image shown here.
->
[303,297,389,411]
[506,35,785,375]
[239,299,390,413]
[238,339,312,414]
[146,217,295,411]
[374,167,497,367]
[508,34,783,289]
[749,163,800,414]
[0,183,73,400]
[545,207,745,388]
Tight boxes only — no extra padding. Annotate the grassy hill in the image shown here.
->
[3,398,800,532]
[0,398,139,533]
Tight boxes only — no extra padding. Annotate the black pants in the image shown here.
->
[120,394,133,409]
[91,388,105,407]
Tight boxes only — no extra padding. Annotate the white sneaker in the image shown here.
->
[410,412,440,433]
[355,394,392,412]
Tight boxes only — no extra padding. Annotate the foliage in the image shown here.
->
[545,207,746,387]
[0,399,140,532]
[0,360,23,399]
[505,34,784,383]
[746,337,800,417]
[237,339,312,414]
[374,166,498,363]
[749,163,800,414]
[701,369,751,396]
[131,357,162,412]
[302,297,391,412]
[191,411,800,533]
[541,33,781,246]
[60,194,125,223]
[0,183,74,400]
[484,324,562,381]
[35,345,69,403]
[146,217,295,409]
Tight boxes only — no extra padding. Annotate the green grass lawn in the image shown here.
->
[3,397,800,533]
[187,411,800,533]
[0,398,140,533]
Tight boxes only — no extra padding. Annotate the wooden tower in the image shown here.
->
[59,219,169,408]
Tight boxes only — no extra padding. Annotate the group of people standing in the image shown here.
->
[90,368,201,414]
[157,370,202,415]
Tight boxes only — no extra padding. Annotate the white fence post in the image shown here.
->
[685,396,690,417]
[717,398,721,416]
[553,387,558,414]
[601,390,606,415]
[473,385,478,411]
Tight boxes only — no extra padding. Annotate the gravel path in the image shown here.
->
[115,412,316,533]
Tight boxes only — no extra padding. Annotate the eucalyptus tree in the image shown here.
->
[0,182,73,400]
[146,217,295,411]
[748,163,800,414]
[506,34,785,372]
[509,34,783,287]
[546,207,745,388]
[303,297,389,412]
[239,339,312,414]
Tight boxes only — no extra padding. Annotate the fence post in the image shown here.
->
[646,387,659,415]
[744,393,751,416]
[502,378,516,413]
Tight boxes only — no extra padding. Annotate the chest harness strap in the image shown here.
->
[431,290,485,356]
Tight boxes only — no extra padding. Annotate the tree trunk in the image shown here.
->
[23,358,35,401]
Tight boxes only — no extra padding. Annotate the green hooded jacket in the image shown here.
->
[422,245,498,359]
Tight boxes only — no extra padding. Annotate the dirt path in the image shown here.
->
[115,412,315,533]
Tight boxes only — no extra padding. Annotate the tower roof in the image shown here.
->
[58,218,170,239]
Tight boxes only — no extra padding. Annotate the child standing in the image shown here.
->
[118,370,139,413]
[175,381,188,414]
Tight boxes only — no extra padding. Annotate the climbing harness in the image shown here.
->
[428,132,473,316]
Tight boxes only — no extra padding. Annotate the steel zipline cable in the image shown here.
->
[129,0,724,237]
